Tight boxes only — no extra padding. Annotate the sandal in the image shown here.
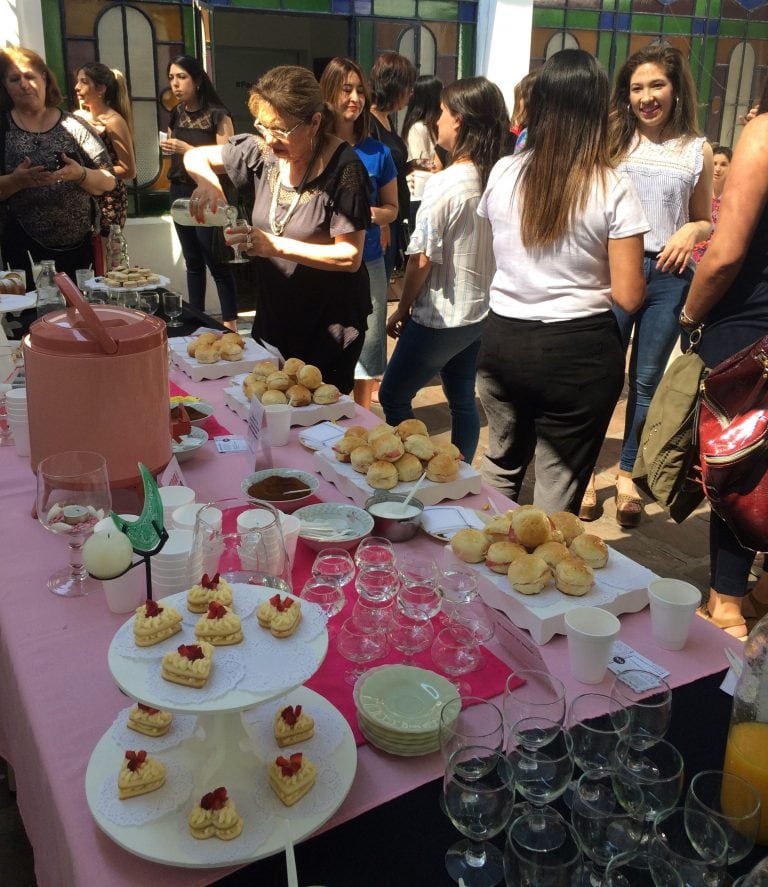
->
[615,493,643,529]
[697,608,748,640]
[578,488,600,522]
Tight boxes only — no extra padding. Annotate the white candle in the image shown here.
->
[83,528,134,579]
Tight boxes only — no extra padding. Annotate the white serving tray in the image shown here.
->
[223,373,357,426]
[314,446,483,507]
[86,274,171,292]
[472,547,654,645]
[169,337,276,382]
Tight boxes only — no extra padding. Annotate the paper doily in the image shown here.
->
[96,760,193,826]
[254,758,343,820]
[180,586,259,626]
[241,696,347,758]
[145,652,245,704]
[111,618,189,661]
[238,632,324,694]
[109,707,199,753]
[248,587,326,643]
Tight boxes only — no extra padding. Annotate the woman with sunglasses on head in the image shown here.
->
[163,56,238,330]
[320,57,398,408]
[184,65,371,393]
[378,76,507,462]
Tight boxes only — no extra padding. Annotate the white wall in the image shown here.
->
[0,0,44,51]
[476,0,534,115]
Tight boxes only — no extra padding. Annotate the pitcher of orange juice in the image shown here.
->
[723,616,768,844]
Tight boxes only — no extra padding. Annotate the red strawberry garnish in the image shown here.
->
[200,786,228,810]
[269,594,293,612]
[280,705,302,726]
[178,644,204,661]
[201,573,221,590]
[144,600,163,617]
[125,750,147,772]
[276,753,303,777]
[207,600,227,620]
[137,703,160,714]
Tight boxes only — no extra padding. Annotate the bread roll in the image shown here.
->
[220,331,245,348]
[261,389,288,406]
[569,533,609,569]
[243,376,267,401]
[251,359,279,381]
[286,384,312,407]
[297,364,322,390]
[483,515,512,544]
[219,341,244,361]
[266,371,292,391]
[533,541,571,569]
[195,342,218,364]
[394,452,422,483]
[333,435,367,462]
[549,511,585,546]
[433,442,462,461]
[426,453,459,484]
[367,460,398,490]
[507,554,551,595]
[367,423,395,444]
[396,418,428,440]
[450,528,489,564]
[313,383,340,405]
[371,432,405,462]
[283,357,305,379]
[350,445,375,474]
[486,541,527,574]
[344,425,369,441]
[555,556,594,596]
[404,434,436,461]
[510,507,552,550]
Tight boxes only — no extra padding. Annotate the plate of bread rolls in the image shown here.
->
[169,333,276,381]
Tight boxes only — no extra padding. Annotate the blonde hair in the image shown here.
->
[77,63,134,138]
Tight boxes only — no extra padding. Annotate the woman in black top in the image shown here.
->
[369,52,416,280]
[162,56,238,329]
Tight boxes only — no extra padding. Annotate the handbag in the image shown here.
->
[633,345,707,523]
[698,335,768,551]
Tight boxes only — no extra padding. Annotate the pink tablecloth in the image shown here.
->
[0,365,743,887]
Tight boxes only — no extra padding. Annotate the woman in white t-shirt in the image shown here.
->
[476,49,648,513]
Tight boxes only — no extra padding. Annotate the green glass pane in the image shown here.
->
[663,16,691,33]
[458,23,475,78]
[418,0,459,20]
[43,0,66,90]
[564,10,600,27]
[284,0,332,10]
[718,19,750,37]
[597,32,612,70]
[708,0,721,16]
[358,20,375,74]
[532,8,565,27]
[618,0,631,13]
[632,13,662,30]
[182,6,196,54]
[375,0,418,15]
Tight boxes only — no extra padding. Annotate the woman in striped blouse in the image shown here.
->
[580,42,713,528]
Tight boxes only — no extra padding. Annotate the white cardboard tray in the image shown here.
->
[86,274,171,292]
[223,373,357,426]
[314,445,483,507]
[472,547,654,645]
[169,337,276,382]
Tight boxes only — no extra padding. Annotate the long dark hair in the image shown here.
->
[319,57,371,144]
[516,49,611,249]
[167,55,227,111]
[401,75,442,147]
[441,76,507,189]
[76,62,134,137]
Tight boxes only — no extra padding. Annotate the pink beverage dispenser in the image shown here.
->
[23,273,171,488]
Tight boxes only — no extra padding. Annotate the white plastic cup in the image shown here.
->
[647,578,701,651]
[564,606,621,684]
[92,515,144,613]
[279,513,301,566]
[173,503,222,533]
[264,403,292,447]
[411,169,431,200]
[8,415,29,457]
[158,486,195,524]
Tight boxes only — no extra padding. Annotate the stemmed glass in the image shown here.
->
[447,598,496,665]
[355,536,395,569]
[120,288,140,310]
[611,736,684,828]
[443,745,516,886]
[224,215,251,264]
[387,608,434,664]
[438,566,479,622]
[163,291,183,328]
[398,553,439,586]
[355,564,400,602]
[299,576,345,638]
[336,617,388,684]
[603,849,683,886]
[610,671,672,750]
[431,625,482,696]
[351,595,396,634]
[685,770,761,865]
[312,548,355,589]
[397,583,442,619]
[504,812,583,886]
[398,554,441,618]
[570,769,645,886]
[139,291,159,315]
[36,450,112,597]
[648,808,729,885]
[503,669,567,752]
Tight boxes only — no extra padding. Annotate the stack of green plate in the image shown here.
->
[353,665,460,757]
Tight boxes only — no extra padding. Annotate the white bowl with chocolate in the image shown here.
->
[241,468,319,513]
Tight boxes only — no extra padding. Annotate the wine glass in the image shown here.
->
[603,849,683,886]
[163,291,183,328]
[443,745,516,886]
[398,553,438,587]
[648,808,729,885]
[351,595,396,634]
[397,583,442,619]
[36,450,112,597]
[438,566,479,617]
[503,669,567,752]
[611,736,684,827]
[139,291,159,315]
[387,608,434,664]
[355,564,400,602]
[336,617,388,684]
[504,812,583,886]
[120,288,140,310]
[610,671,672,750]
[431,626,482,696]
[299,576,345,637]
[568,693,630,775]
[355,535,395,569]
[447,599,496,664]
[685,770,761,865]
[225,215,251,264]
[312,548,355,588]
[570,769,645,886]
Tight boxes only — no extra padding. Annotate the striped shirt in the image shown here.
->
[406,162,494,329]
[620,134,705,254]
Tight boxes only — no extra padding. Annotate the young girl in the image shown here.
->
[320,58,398,409]
[379,77,507,462]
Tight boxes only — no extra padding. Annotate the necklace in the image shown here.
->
[268,140,322,236]
[11,109,50,150]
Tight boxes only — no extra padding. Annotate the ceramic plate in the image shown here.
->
[355,665,459,734]
[171,426,208,462]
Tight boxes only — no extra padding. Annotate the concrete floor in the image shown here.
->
[1,291,758,886]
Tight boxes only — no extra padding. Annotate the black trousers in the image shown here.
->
[1,214,93,291]
[476,310,625,513]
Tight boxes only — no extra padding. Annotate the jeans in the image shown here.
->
[170,183,238,321]
[613,258,691,473]
[378,317,486,462]
[355,257,388,379]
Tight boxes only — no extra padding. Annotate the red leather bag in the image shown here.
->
[698,335,768,551]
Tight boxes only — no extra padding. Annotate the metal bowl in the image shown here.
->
[364,492,424,543]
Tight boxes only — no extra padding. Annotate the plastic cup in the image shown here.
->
[264,403,292,447]
[279,513,301,566]
[91,515,142,613]
[564,606,621,684]
[411,169,431,200]
[173,503,221,533]
[7,415,29,457]
[159,486,195,524]
[647,578,701,651]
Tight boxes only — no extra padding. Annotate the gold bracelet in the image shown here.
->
[75,167,87,186]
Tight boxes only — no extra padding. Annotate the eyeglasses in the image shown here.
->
[253,119,307,141]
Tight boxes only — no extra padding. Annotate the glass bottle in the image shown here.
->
[107,224,129,271]
[35,260,65,318]
[170,198,236,228]
[722,615,768,844]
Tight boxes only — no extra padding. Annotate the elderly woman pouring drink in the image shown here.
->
[183,65,372,394]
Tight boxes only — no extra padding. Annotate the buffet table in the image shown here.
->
[0,358,748,887]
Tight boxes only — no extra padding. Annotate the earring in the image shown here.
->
[626,103,631,113]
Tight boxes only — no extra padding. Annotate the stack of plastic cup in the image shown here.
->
[150,528,200,599]
[172,503,222,533]
[158,486,195,527]
[5,388,29,457]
